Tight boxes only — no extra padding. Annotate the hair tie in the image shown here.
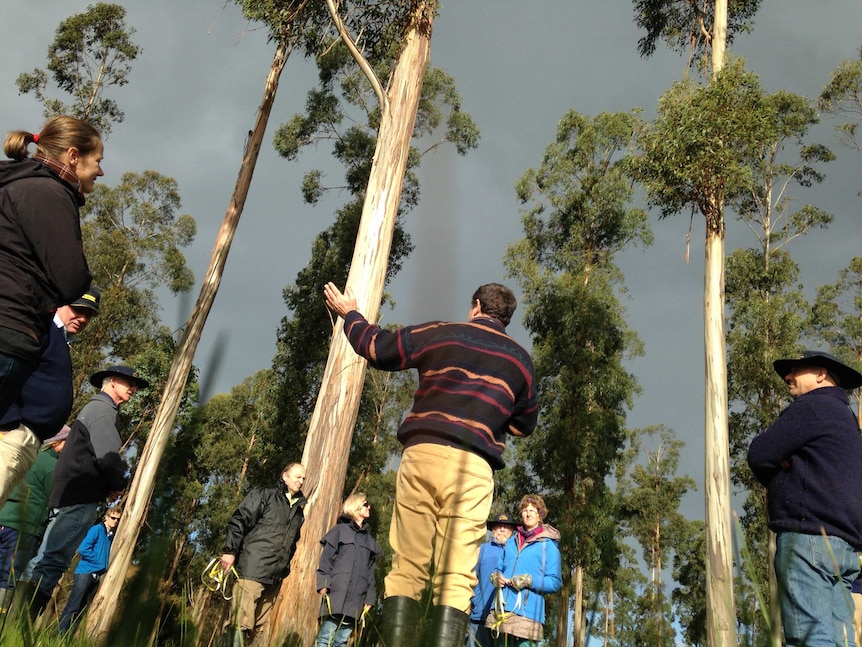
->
[32,133,40,144]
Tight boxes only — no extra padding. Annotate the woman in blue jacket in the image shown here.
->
[486,494,561,646]
[315,493,380,647]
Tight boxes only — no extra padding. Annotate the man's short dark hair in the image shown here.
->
[472,283,517,327]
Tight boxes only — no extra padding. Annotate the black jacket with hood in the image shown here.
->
[223,479,307,585]
[0,158,90,363]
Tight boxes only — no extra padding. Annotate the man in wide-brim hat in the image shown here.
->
[468,513,520,647]
[89,364,150,390]
[773,349,862,391]
[14,363,147,620]
[748,350,862,646]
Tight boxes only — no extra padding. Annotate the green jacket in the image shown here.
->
[0,447,59,536]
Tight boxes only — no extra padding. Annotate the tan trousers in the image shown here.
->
[230,578,280,636]
[385,443,493,611]
[0,424,40,507]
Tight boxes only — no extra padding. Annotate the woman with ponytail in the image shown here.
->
[0,115,99,500]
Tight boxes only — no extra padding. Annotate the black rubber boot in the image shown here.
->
[379,595,422,647]
[424,605,470,647]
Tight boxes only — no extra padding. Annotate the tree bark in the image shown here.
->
[572,566,585,647]
[703,223,736,647]
[554,573,570,647]
[84,40,291,643]
[268,4,436,645]
[703,2,737,646]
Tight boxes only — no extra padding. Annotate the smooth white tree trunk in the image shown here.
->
[270,5,435,645]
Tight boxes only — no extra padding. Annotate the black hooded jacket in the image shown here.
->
[0,159,90,362]
[222,479,307,585]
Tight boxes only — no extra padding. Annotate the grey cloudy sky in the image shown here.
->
[3,0,861,522]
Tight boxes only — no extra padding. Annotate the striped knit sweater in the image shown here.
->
[343,311,538,469]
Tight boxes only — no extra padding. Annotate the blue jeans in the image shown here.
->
[315,615,355,647]
[58,571,99,633]
[775,531,860,646]
[21,503,99,595]
[0,526,40,589]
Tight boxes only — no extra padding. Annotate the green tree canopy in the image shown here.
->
[16,2,140,135]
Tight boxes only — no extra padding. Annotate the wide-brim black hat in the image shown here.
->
[773,350,862,390]
[487,513,518,529]
[90,365,150,390]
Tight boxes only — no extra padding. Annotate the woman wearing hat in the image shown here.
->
[748,350,862,647]
[468,513,518,647]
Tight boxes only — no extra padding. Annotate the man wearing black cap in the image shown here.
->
[467,513,518,647]
[748,350,862,647]
[0,286,101,508]
[14,364,148,620]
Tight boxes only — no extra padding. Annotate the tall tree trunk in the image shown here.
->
[269,4,435,645]
[704,222,736,647]
[84,40,291,643]
[703,2,737,646]
[555,574,570,647]
[572,566,585,647]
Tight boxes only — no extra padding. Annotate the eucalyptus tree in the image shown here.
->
[616,425,696,647]
[270,0,481,635]
[84,1,338,639]
[632,0,760,71]
[505,110,651,647]
[671,520,707,646]
[631,1,771,640]
[72,170,197,399]
[723,88,834,646]
[631,59,779,646]
[16,2,140,136]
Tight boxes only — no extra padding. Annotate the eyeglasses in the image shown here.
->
[109,515,121,521]
[362,502,371,509]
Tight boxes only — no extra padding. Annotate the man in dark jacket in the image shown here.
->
[0,286,100,508]
[748,350,862,647]
[15,364,147,620]
[220,462,307,645]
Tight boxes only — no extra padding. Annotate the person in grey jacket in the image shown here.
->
[315,493,380,647]
[220,462,307,646]
[15,365,147,621]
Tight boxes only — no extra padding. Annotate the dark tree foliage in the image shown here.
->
[632,0,762,66]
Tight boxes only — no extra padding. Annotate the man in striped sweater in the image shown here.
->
[324,282,538,647]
